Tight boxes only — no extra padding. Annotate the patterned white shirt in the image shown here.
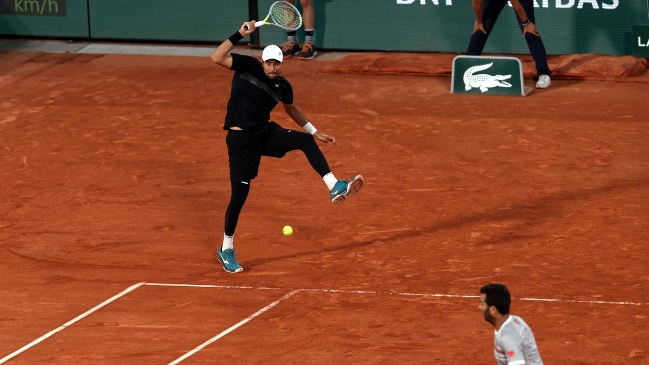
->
[493,315,543,365]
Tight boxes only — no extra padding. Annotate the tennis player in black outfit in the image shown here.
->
[210,21,364,273]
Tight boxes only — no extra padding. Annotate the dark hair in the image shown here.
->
[480,283,511,315]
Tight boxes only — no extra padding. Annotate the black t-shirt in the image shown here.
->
[223,53,294,130]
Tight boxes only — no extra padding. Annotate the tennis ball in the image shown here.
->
[283,225,293,236]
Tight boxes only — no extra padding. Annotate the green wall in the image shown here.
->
[1,0,648,56]
[87,0,247,42]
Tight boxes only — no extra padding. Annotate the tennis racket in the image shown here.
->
[244,1,302,31]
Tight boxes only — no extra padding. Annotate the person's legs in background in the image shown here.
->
[280,0,316,59]
[281,28,300,59]
[516,0,551,88]
[466,0,508,56]
[297,0,317,60]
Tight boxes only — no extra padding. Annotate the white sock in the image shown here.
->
[323,172,338,190]
[304,29,315,45]
[222,233,233,251]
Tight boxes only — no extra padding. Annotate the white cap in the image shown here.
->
[262,45,283,63]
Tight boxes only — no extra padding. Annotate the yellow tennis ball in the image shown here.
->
[283,225,293,236]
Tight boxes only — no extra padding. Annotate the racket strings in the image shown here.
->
[270,2,302,30]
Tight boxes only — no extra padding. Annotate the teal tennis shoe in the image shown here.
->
[217,248,243,273]
[329,175,364,204]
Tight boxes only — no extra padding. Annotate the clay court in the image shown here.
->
[1,48,648,364]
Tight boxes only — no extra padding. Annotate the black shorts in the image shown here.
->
[226,122,306,182]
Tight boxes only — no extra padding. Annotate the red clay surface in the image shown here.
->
[1,50,648,364]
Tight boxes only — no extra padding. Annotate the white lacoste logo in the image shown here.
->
[463,62,512,93]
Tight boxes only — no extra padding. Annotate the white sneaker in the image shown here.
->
[536,74,551,89]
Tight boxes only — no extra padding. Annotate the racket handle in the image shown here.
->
[244,21,265,30]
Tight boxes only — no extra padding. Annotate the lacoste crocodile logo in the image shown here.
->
[463,62,512,93]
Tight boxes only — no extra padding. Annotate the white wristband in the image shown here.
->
[303,122,317,135]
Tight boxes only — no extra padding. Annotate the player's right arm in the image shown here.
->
[211,22,256,69]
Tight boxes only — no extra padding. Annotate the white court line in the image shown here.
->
[0,282,145,364]
[3,282,645,364]
[167,289,300,365]
[145,283,649,306]
[145,283,284,291]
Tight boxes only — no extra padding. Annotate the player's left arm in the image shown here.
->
[508,0,539,37]
[283,102,336,144]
